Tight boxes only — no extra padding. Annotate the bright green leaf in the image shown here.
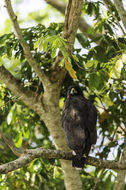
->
[72,54,79,62]
[7,111,12,125]
[102,94,113,107]
[34,39,39,49]
[39,40,43,51]
[51,48,57,58]
[22,126,29,139]
[7,104,17,125]
[112,59,123,78]
[15,132,23,148]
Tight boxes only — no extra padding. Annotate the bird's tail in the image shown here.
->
[72,155,85,168]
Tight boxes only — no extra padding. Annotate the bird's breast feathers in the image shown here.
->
[70,108,81,121]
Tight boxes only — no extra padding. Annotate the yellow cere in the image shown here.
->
[70,88,78,94]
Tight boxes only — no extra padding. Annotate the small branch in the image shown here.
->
[113,0,126,30]
[103,0,125,35]
[4,0,49,86]
[0,130,24,157]
[0,66,44,113]
[0,147,126,174]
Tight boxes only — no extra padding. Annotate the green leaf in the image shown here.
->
[15,132,23,148]
[0,46,7,56]
[34,39,39,49]
[53,166,61,179]
[72,54,79,62]
[7,104,17,125]
[112,60,123,78]
[59,97,65,109]
[89,73,100,89]
[85,60,94,68]
[52,38,60,49]
[4,57,21,75]
[60,46,68,58]
[121,67,126,79]
[43,38,48,53]
[76,33,90,48]
[7,112,12,125]
[51,48,57,58]
[22,125,29,139]
[39,40,43,51]
[102,94,113,107]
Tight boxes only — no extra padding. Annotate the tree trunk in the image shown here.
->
[113,145,126,190]
[40,82,83,190]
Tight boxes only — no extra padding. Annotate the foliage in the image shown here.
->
[0,0,126,189]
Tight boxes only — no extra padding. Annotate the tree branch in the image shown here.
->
[0,66,44,114]
[51,0,83,76]
[0,148,126,174]
[0,130,24,157]
[113,0,126,29]
[46,0,66,14]
[103,0,125,35]
[4,0,49,86]
[45,0,101,40]
[63,0,83,46]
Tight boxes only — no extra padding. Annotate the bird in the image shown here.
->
[61,85,97,168]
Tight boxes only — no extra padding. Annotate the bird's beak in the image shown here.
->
[70,88,77,95]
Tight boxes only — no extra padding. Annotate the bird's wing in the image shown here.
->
[61,99,86,151]
[86,102,97,145]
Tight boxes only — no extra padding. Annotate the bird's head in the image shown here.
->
[67,85,83,97]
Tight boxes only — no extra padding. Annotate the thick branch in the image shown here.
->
[113,0,126,29]
[51,0,83,73]
[46,0,66,14]
[4,0,49,86]
[0,148,126,174]
[61,0,83,54]
[0,66,44,114]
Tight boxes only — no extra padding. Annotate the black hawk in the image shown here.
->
[61,85,97,168]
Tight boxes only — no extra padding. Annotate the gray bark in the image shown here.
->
[113,145,126,190]
[113,0,126,29]
[0,145,126,174]
[45,0,101,40]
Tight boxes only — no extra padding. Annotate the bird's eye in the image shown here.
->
[70,88,78,95]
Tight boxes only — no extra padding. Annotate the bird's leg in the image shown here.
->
[72,154,86,168]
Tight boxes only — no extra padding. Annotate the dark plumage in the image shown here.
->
[61,85,97,168]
